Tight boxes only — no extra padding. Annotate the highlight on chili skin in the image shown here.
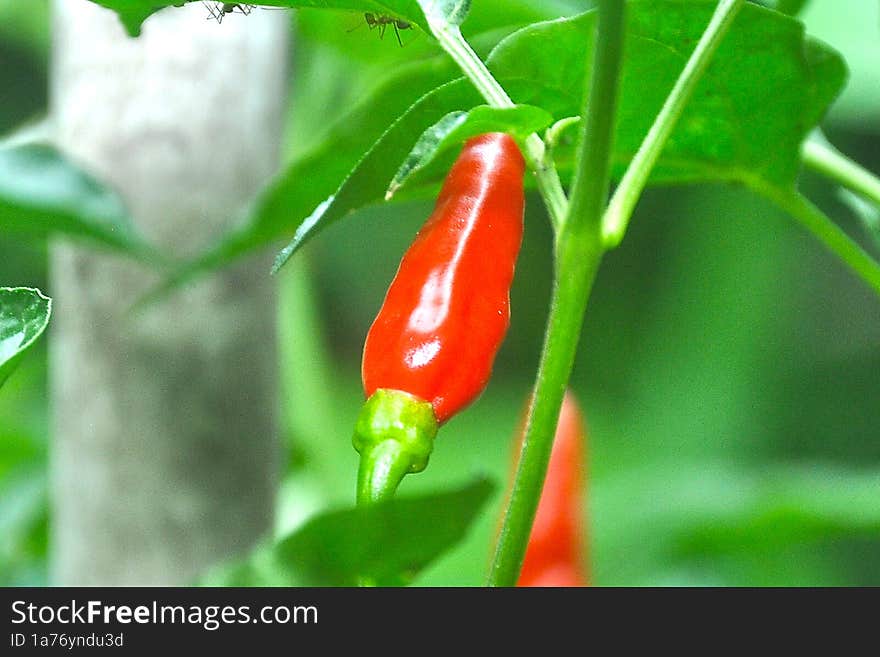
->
[353,133,526,505]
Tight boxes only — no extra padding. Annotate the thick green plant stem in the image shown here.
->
[602,0,745,248]
[487,0,626,588]
[759,185,880,297]
[801,137,880,209]
[428,20,569,231]
[488,235,604,587]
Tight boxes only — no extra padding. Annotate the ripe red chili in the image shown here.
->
[363,132,525,423]
[517,391,588,587]
[353,133,525,503]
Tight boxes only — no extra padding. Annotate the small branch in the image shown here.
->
[802,136,880,209]
[601,0,745,248]
[759,185,880,297]
[430,21,513,107]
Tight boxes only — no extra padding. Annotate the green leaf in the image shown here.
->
[386,104,552,200]
[0,143,157,262]
[88,0,559,37]
[0,288,51,389]
[270,79,479,272]
[488,1,846,187]
[87,0,432,37]
[416,0,471,27]
[84,0,177,36]
[274,1,844,270]
[201,477,494,586]
[163,0,845,282]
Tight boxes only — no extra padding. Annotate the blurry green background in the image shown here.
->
[2,0,879,586]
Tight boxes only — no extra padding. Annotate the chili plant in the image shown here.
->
[10,0,878,586]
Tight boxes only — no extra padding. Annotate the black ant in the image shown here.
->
[203,2,254,24]
[363,12,413,46]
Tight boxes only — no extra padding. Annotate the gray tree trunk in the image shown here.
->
[49,0,288,585]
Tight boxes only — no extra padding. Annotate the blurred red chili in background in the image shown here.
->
[516,390,589,587]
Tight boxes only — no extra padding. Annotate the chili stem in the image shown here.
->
[487,0,626,587]
[602,0,744,248]
[428,21,570,232]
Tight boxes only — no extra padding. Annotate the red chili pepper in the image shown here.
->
[362,133,525,423]
[353,133,525,504]
[516,390,588,587]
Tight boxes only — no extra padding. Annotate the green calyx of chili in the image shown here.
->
[353,388,438,505]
